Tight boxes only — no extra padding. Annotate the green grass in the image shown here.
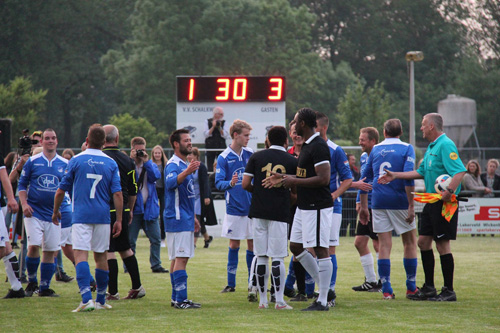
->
[1,236,499,332]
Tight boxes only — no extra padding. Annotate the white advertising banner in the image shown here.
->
[457,198,500,234]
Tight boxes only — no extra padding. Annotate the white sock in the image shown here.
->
[360,253,377,283]
[256,257,269,305]
[271,258,286,304]
[3,252,22,291]
[296,250,319,283]
[248,255,258,289]
[375,252,380,280]
[317,258,333,306]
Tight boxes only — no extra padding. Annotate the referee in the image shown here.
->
[379,113,466,302]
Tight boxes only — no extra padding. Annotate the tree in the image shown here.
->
[102,0,358,134]
[336,79,391,143]
[0,77,47,146]
[108,113,168,149]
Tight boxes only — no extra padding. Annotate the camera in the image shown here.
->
[18,129,38,155]
[136,149,146,158]
[215,120,222,128]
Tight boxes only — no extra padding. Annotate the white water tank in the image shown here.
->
[438,94,476,148]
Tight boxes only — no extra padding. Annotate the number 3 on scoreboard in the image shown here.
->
[261,163,286,187]
[87,173,103,199]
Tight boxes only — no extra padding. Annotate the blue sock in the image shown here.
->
[95,268,109,305]
[173,270,188,303]
[26,256,40,283]
[330,254,337,291]
[90,274,95,284]
[285,257,296,290]
[404,258,418,292]
[76,262,92,303]
[227,247,239,288]
[170,273,176,301]
[378,259,393,295]
[305,271,315,297]
[246,250,254,279]
[39,262,55,291]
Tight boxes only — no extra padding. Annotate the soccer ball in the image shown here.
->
[434,174,452,193]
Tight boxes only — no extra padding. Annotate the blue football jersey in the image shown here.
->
[327,140,353,214]
[357,152,373,208]
[59,149,121,224]
[215,146,252,216]
[18,153,69,222]
[361,138,415,210]
[164,155,195,232]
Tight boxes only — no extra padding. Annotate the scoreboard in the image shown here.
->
[176,76,286,150]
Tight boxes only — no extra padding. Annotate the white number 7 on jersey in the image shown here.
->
[87,173,103,199]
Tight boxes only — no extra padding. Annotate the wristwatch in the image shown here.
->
[446,187,455,194]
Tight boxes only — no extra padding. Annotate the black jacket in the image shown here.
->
[480,173,500,197]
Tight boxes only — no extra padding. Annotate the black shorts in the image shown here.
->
[108,210,131,252]
[419,201,458,241]
[355,209,378,240]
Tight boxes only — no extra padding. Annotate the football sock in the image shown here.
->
[292,261,306,294]
[403,258,417,292]
[227,247,239,288]
[329,254,337,291]
[123,255,142,290]
[170,273,176,301]
[3,252,22,291]
[248,253,257,288]
[378,259,393,295]
[284,257,296,290]
[246,250,255,281]
[26,256,40,283]
[76,262,92,303]
[317,258,333,306]
[296,250,319,284]
[56,250,64,272]
[95,269,109,305]
[173,270,188,303]
[39,262,55,291]
[256,256,269,305]
[305,271,315,297]
[375,252,380,280]
[421,249,435,287]
[107,259,119,295]
[360,253,377,283]
[440,253,454,291]
[271,258,286,304]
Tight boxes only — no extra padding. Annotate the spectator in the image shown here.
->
[347,154,360,181]
[204,107,230,172]
[462,160,491,197]
[287,120,303,157]
[129,137,168,273]
[481,159,500,198]
[151,145,167,247]
[62,149,75,160]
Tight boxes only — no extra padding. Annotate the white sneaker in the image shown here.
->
[161,240,166,248]
[275,301,293,310]
[95,302,112,310]
[258,303,269,309]
[72,300,95,312]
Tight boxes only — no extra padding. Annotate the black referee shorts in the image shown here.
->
[108,209,131,252]
[419,201,458,241]
[355,209,378,240]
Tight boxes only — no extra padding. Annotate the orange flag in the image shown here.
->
[413,192,458,222]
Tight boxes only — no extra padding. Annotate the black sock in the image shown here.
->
[108,259,118,295]
[421,249,435,287]
[440,253,454,291]
[123,255,142,290]
[292,261,306,294]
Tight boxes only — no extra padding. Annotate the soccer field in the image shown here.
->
[1,236,499,332]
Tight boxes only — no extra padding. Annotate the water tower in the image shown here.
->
[437,94,480,149]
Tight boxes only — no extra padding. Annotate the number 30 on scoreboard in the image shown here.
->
[177,76,286,102]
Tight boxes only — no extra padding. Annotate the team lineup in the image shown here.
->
[0,109,466,312]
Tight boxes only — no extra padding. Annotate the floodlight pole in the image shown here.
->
[406,51,424,150]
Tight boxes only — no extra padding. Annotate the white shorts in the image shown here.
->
[0,212,8,247]
[329,212,341,246]
[25,217,61,251]
[167,231,195,260]
[72,223,110,253]
[253,218,289,258]
[60,226,72,246]
[221,214,253,240]
[290,208,332,249]
[372,209,416,235]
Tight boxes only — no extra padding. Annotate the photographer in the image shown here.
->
[129,137,168,273]
[204,107,229,172]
